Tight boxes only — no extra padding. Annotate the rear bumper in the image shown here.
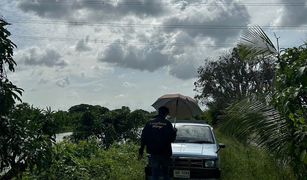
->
[145,166,220,179]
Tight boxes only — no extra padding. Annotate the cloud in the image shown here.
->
[38,78,49,84]
[122,81,136,88]
[16,0,250,81]
[98,40,172,72]
[162,0,250,42]
[275,0,307,26]
[169,60,198,80]
[97,28,225,79]
[17,0,167,21]
[21,47,67,67]
[56,77,70,88]
[75,39,91,52]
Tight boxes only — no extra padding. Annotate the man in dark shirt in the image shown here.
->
[139,106,177,180]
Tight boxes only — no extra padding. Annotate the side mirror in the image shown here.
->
[216,143,226,153]
[219,143,226,148]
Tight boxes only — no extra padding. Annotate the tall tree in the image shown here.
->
[0,18,23,115]
[72,111,96,141]
[273,45,307,177]
[194,47,275,123]
[0,19,56,179]
[220,26,306,178]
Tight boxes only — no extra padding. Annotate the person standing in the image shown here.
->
[139,106,177,180]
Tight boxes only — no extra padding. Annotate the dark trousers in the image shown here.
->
[149,155,171,180]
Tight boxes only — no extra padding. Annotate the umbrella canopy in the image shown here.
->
[152,93,202,119]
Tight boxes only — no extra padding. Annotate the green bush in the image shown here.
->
[24,140,146,180]
[25,140,110,179]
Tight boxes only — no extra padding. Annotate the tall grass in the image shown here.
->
[216,130,296,180]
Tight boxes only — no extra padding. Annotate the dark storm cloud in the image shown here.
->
[98,40,172,72]
[22,48,67,67]
[277,0,307,26]
[17,0,167,20]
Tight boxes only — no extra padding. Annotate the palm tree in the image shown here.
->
[219,25,307,178]
[238,25,278,59]
[219,98,291,163]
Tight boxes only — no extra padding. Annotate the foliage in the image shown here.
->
[0,19,57,179]
[24,139,110,180]
[219,26,307,178]
[0,79,23,114]
[25,132,296,180]
[273,44,307,177]
[0,18,23,115]
[68,105,150,147]
[219,99,291,162]
[0,103,56,179]
[68,104,109,119]
[216,130,295,180]
[238,25,278,59]
[97,107,149,147]
[72,111,96,141]
[104,143,146,180]
[194,47,275,124]
[195,47,275,106]
[52,110,76,133]
[25,140,146,180]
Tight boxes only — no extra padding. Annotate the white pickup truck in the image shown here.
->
[145,120,225,179]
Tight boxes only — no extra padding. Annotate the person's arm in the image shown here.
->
[139,123,148,157]
[167,122,177,142]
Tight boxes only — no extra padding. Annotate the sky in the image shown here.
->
[1,0,307,112]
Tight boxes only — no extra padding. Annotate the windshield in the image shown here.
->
[175,125,214,143]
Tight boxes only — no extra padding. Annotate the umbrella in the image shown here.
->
[152,93,202,121]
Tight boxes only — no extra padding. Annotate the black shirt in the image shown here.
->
[139,116,176,157]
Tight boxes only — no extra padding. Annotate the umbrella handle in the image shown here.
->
[174,98,178,128]
[173,117,176,128]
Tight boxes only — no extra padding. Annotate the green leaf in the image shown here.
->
[298,117,305,124]
[238,25,278,59]
[300,150,307,164]
[298,66,306,76]
[289,113,295,121]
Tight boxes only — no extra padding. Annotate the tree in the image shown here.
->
[99,106,132,147]
[0,18,23,115]
[1,103,57,179]
[194,47,275,124]
[273,44,307,177]
[72,111,96,141]
[68,104,109,116]
[125,109,150,141]
[0,19,56,179]
[220,26,307,178]
[70,105,150,147]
